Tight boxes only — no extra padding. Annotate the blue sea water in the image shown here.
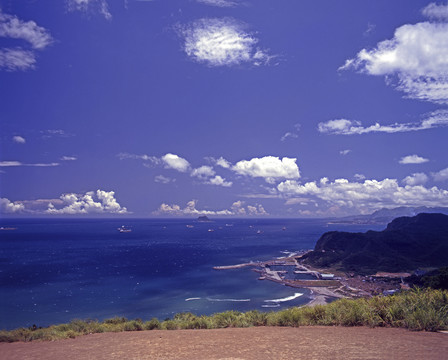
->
[0,218,383,330]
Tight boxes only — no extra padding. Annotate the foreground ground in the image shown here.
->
[1,326,447,360]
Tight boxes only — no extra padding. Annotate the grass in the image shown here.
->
[1,288,447,343]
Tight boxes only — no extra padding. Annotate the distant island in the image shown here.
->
[329,206,448,225]
[302,213,448,274]
[197,215,211,222]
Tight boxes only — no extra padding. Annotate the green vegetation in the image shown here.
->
[0,288,447,343]
[407,267,448,290]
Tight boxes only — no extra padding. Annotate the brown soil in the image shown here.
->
[1,326,447,360]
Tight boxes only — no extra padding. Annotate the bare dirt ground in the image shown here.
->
[1,327,447,360]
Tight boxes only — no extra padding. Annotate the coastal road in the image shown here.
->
[1,326,447,359]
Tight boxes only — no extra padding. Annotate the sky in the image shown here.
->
[1,0,448,218]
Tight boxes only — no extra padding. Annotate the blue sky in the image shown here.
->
[1,0,448,217]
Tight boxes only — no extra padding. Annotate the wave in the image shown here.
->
[206,297,251,302]
[185,297,201,301]
[261,304,280,308]
[264,292,303,303]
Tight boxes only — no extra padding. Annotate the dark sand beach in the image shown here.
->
[1,326,447,360]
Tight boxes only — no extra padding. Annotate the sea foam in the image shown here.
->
[264,292,303,303]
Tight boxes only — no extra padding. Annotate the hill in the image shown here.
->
[330,206,448,225]
[302,213,448,274]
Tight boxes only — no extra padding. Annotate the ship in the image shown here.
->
[117,225,132,233]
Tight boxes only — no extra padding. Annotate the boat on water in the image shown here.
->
[117,225,132,233]
[186,225,194,228]
[0,227,17,231]
[208,229,214,232]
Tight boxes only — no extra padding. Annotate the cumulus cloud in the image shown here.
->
[277,177,448,213]
[354,174,366,181]
[191,165,215,179]
[0,198,25,213]
[207,175,233,187]
[12,136,26,144]
[422,2,448,21]
[232,156,300,183]
[0,161,59,167]
[191,165,232,187]
[46,190,128,214]
[67,0,112,20]
[318,110,448,135]
[340,149,351,156]
[154,199,268,216]
[432,167,448,181]
[161,153,191,172]
[402,172,429,186]
[208,156,232,169]
[197,0,239,7]
[340,19,448,104]
[0,10,53,71]
[399,155,429,164]
[178,18,274,67]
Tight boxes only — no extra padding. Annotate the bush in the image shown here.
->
[1,288,447,343]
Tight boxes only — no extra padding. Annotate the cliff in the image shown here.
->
[302,213,448,274]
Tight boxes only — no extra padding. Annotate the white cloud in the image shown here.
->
[179,18,274,67]
[154,175,175,184]
[12,136,26,144]
[213,157,232,169]
[0,10,52,71]
[154,199,268,216]
[46,190,128,214]
[277,177,448,213]
[340,21,448,104]
[247,204,268,216]
[402,172,429,186]
[0,161,59,167]
[422,2,448,21]
[197,0,239,7]
[191,165,215,179]
[67,0,112,20]
[280,124,301,142]
[432,167,448,181]
[399,154,429,164]
[354,173,366,181]
[0,198,25,213]
[61,156,77,161]
[318,110,448,135]
[207,175,233,187]
[340,149,351,156]
[232,156,300,183]
[41,129,74,139]
[0,48,36,71]
[161,153,191,172]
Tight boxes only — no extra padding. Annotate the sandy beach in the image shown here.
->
[1,326,447,360]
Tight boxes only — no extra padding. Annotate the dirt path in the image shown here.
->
[1,326,447,360]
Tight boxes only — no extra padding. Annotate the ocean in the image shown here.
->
[0,218,383,330]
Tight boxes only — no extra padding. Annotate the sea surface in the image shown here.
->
[0,218,384,330]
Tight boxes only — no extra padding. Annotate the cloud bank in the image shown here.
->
[0,198,25,213]
[46,190,128,214]
[154,199,267,216]
[278,177,448,214]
